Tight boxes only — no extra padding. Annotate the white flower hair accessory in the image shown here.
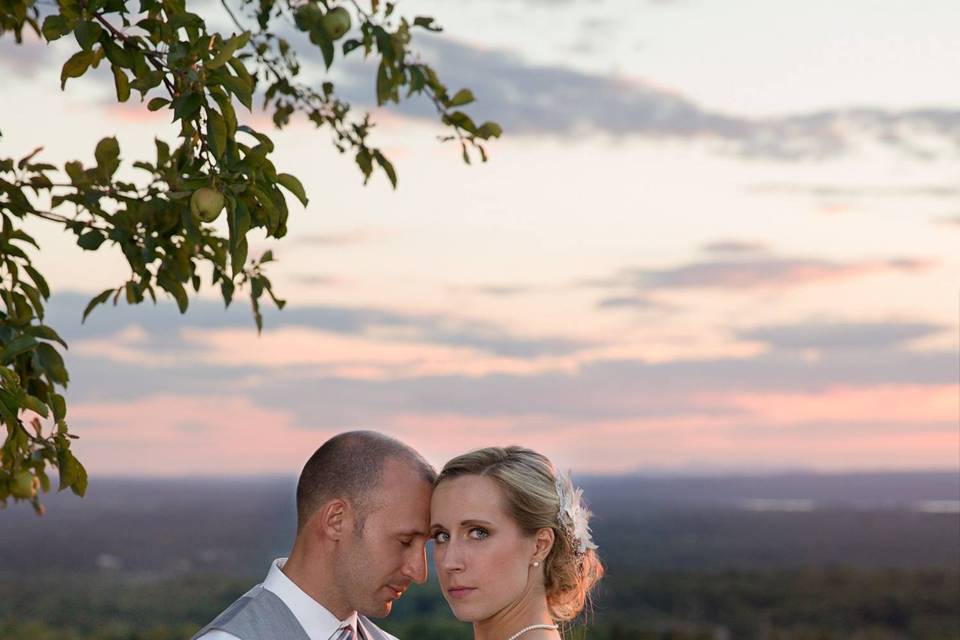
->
[554,470,598,555]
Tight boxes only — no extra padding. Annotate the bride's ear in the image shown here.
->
[533,527,555,563]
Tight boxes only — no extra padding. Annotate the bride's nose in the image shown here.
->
[440,539,465,572]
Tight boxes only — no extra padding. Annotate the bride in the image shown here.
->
[430,446,604,640]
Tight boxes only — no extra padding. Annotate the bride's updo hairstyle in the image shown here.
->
[436,446,604,621]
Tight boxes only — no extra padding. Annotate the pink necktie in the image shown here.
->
[330,624,355,640]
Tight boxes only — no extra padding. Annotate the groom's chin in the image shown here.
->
[362,601,392,619]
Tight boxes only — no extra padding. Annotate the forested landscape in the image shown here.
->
[2,472,957,639]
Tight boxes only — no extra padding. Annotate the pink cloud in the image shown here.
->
[69,394,332,475]
[714,384,956,425]
[102,101,169,124]
[61,383,958,477]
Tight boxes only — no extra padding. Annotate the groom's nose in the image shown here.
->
[401,543,429,584]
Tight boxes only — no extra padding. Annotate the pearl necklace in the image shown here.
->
[504,624,559,640]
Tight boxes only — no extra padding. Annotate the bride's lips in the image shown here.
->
[446,586,476,599]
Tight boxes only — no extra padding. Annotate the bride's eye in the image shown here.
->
[433,531,450,544]
[467,527,489,540]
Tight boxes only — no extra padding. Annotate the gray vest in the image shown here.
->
[192,585,397,640]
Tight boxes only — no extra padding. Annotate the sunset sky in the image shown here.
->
[1,0,957,476]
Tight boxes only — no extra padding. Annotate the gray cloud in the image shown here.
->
[288,274,343,286]
[292,230,381,248]
[336,36,960,160]
[596,294,674,311]
[584,249,935,312]
[460,284,536,297]
[60,337,957,426]
[19,18,958,163]
[46,290,954,428]
[701,240,769,255]
[750,184,960,199]
[738,321,948,351]
[0,32,54,76]
[44,291,593,359]
[608,256,930,291]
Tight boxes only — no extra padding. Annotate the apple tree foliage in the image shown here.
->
[0,0,501,512]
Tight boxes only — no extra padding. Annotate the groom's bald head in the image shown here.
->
[296,430,436,532]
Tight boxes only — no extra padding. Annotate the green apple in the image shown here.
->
[10,470,35,499]
[190,187,225,223]
[294,3,322,31]
[322,6,351,40]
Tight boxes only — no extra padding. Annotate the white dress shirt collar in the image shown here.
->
[263,557,359,640]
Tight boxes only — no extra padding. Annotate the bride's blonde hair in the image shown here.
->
[436,446,604,622]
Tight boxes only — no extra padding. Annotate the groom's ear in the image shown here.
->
[533,527,555,562]
[316,498,350,541]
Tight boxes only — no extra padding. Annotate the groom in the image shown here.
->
[193,431,437,640]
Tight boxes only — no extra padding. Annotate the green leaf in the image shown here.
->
[220,277,235,306]
[355,147,373,181]
[206,109,227,158]
[21,394,50,418]
[28,325,68,349]
[147,97,169,111]
[373,151,397,188]
[226,57,254,86]
[64,160,86,185]
[228,199,250,277]
[41,15,71,42]
[71,460,88,497]
[50,393,67,423]
[58,448,88,496]
[407,66,425,95]
[309,25,334,69]
[477,121,503,139]
[173,92,203,120]
[220,74,252,111]
[446,110,478,134]
[449,88,475,107]
[23,265,50,298]
[60,50,95,89]
[276,173,308,207]
[111,64,130,103]
[376,60,391,105]
[209,90,237,136]
[0,389,19,422]
[0,334,38,363]
[0,366,20,389]
[94,136,120,177]
[102,38,133,68]
[158,274,188,313]
[207,31,250,70]
[412,16,442,32]
[37,343,69,385]
[74,20,103,50]
[168,11,204,31]
[82,288,113,322]
[20,282,45,320]
[77,230,105,250]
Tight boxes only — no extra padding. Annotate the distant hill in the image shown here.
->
[1,471,956,576]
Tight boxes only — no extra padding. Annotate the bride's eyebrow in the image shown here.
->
[459,519,493,527]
